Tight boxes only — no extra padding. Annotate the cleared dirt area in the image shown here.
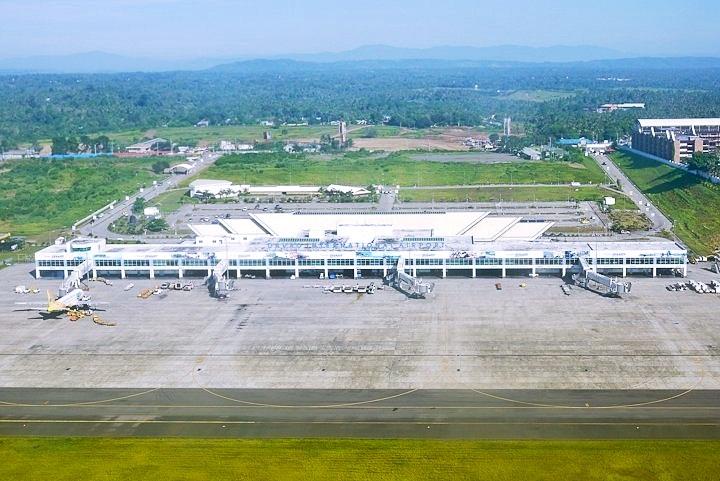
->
[352,127,491,151]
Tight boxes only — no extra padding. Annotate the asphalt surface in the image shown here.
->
[78,151,221,242]
[0,388,718,438]
[592,153,672,232]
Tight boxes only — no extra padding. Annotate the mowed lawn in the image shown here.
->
[1,438,718,481]
[399,186,634,206]
[0,156,160,237]
[189,152,606,188]
[611,151,720,254]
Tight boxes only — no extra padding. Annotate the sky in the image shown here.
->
[1,0,719,59]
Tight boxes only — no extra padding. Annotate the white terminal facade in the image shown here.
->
[35,212,687,280]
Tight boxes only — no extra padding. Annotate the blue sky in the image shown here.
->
[1,0,719,58]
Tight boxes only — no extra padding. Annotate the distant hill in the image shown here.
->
[0,51,227,74]
[281,44,629,63]
[210,56,720,73]
[2,45,720,74]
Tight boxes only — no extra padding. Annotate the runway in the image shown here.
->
[0,388,719,439]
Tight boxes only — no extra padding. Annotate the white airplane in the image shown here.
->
[14,289,102,319]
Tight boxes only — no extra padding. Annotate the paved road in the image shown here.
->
[592,153,672,232]
[78,152,221,242]
[403,182,598,190]
[0,388,718,439]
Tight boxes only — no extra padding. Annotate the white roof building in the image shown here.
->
[326,185,372,196]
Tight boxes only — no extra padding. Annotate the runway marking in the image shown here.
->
[198,387,421,408]
[467,387,699,410]
[0,419,718,427]
[2,404,720,410]
[0,388,160,407]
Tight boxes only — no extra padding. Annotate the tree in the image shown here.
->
[51,137,78,155]
[146,218,169,232]
[489,133,500,143]
[132,197,146,214]
[151,160,170,174]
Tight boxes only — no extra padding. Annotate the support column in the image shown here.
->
[120,268,126,279]
[92,268,97,279]
[562,267,566,277]
[324,267,329,278]
[501,268,506,278]
[682,265,687,277]
[413,268,417,277]
[652,266,657,277]
[178,269,184,279]
[295,259,300,278]
[622,266,627,278]
[63,269,69,278]
[442,268,447,278]
[353,268,359,279]
[35,267,41,279]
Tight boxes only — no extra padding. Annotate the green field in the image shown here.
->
[611,151,720,254]
[1,438,717,481]
[149,188,196,214]
[0,156,161,237]
[99,125,340,147]
[498,90,576,102]
[187,152,606,188]
[398,186,630,204]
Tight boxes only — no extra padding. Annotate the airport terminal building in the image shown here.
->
[34,212,687,280]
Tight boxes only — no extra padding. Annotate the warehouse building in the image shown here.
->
[631,118,720,163]
[34,212,687,280]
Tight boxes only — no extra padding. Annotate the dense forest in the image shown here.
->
[1,61,720,148]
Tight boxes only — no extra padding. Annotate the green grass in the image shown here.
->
[0,156,161,238]
[187,152,606,188]
[149,188,196,214]
[398,186,628,204]
[1,438,717,481]
[611,151,720,254]
[100,125,340,146]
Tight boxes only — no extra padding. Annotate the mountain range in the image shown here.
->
[0,44,718,74]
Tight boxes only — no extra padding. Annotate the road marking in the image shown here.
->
[0,419,718,427]
[0,388,160,407]
[2,404,720,410]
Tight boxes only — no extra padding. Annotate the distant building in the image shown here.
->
[0,148,38,160]
[263,131,272,141]
[143,207,161,219]
[189,179,241,198]
[165,163,194,175]
[339,121,348,144]
[260,120,275,127]
[503,117,512,136]
[597,103,646,113]
[196,119,210,128]
[126,138,168,155]
[326,185,372,197]
[520,147,542,160]
[631,118,720,163]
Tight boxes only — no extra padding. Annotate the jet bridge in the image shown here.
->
[385,256,435,299]
[206,259,233,298]
[573,257,631,297]
[58,259,93,297]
